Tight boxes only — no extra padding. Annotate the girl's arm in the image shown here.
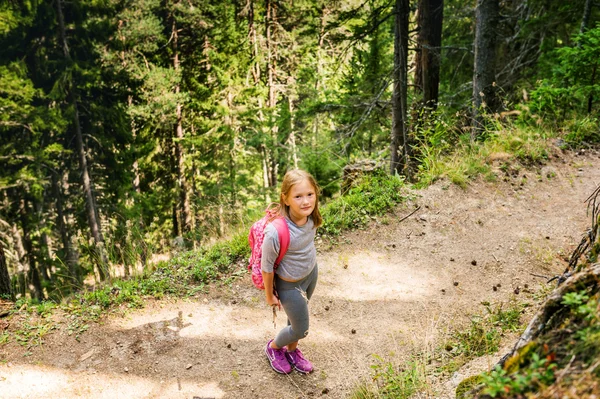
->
[262,271,280,308]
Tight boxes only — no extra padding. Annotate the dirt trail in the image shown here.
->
[2,148,600,399]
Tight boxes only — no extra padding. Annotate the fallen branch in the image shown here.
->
[399,205,421,224]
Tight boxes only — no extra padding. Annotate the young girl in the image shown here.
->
[261,169,323,374]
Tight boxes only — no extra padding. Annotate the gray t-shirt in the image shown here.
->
[260,216,317,281]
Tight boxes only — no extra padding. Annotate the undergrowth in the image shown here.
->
[351,301,527,398]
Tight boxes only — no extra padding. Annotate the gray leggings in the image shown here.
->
[273,265,318,348]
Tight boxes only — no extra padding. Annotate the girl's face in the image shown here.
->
[284,179,317,225]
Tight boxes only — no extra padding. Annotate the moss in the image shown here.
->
[504,341,538,373]
[456,375,484,399]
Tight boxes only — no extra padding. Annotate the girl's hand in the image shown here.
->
[265,294,281,309]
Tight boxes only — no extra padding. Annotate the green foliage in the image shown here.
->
[485,301,525,333]
[563,116,600,146]
[455,375,484,399]
[416,122,553,188]
[300,144,342,199]
[321,172,406,236]
[351,355,427,399]
[13,320,56,347]
[529,24,600,126]
[468,289,600,397]
[447,318,501,359]
[481,353,557,397]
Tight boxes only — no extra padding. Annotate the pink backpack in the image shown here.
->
[248,206,290,289]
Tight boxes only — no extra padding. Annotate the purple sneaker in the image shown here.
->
[285,348,313,374]
[265,340,292,374]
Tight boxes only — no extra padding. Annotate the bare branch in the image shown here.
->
[0,122,34,133]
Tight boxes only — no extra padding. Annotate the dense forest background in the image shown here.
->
[0,0,598,300]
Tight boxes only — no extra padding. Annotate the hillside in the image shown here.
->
[1,146,599,399]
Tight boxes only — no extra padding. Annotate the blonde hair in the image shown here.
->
[277,169,323,228]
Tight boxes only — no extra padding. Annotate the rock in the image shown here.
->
[453,282,459,286]
[79,349,95,362]
[351,329,356,334]
[471,260,477,266]
[124,367,129,372]
[186,363,192,370]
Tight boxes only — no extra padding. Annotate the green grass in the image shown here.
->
[438,302,525,375]
[416,122,554,188]
[321,171,406,236]
[350,356,428,399]
[350,301,526,399]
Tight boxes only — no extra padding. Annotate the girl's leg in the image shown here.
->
[286,266,318,351]
[274,265,318,348]
[274,286,309,348]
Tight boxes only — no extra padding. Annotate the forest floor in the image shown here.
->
[2,144,600,399]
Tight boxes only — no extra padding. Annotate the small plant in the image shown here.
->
[485,301,524,332]
[446,318,501,359]
[370,355,428,399]
[0,332,9,345]
[481,353,557,397]
[13,320,56,347]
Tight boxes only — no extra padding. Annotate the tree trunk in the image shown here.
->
[56,0,109,281]
[51,171,79,285]
[288,95,299,169]
[261,145,271,203]
[249,0,261,85]
[390,0,411,177]
[248,0,271,202]
[312,6,327,150]
[34,198,52,282]
[472,0,500,137]
[580,0,593,34]
[11,224,26,297]
[0,242,12,299]
[266,0,279,188]
[415,0,444,109]
[19,199,44,301]
[172,14,192,236]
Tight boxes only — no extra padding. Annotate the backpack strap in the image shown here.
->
[271,217,290,267]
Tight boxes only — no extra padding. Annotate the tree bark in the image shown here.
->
[56,0,109,281]
[266,0,279,188]
[11,224,27,297]
[19,199,44,301]
[415,0,444,109]
[390,0,411,177]
[172,11,192,236]
[51,171,79,285]
[288,95,299,169]
[0,242,12,299]
[580,0,593,34]
[33,197,52,282]
[472,0,500,137]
